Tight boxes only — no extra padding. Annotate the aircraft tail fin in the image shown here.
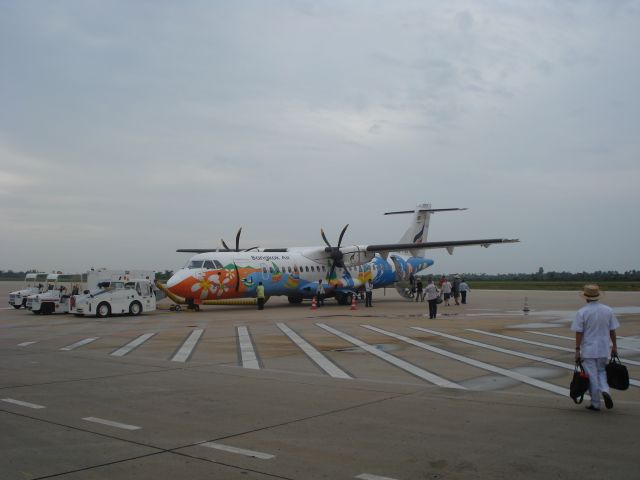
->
[384,204,468,257]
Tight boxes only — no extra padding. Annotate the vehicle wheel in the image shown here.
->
[96,302,111,318]
[129,301,142,316]
[13,304,21,309]
[288,295,303,304]
[174,305,181,311]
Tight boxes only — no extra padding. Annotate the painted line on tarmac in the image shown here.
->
[317,323,464,389]
[111,332,156,357]
[200,442,275,459]
[356,474,399,480]
[171,329,204,362]
[82,416,141,431]
[60,337,99,351]
[471,329,640,367]
[413,327,639,388]
[17,341,37,347]
[277,323,351,379]
[2,398,46,409]
[527,331,640,357]
[237,326,260,369]
[365,325,569,397]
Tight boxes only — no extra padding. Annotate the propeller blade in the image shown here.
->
[320,228,331,248]
[221,238,230,250]
[337,224,349,248]
[235,228,242,252]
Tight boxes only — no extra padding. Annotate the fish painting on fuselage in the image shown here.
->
[165,203,519,307]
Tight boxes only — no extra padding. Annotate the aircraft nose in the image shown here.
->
[167,269,189,290]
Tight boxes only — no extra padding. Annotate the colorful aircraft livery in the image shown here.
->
[165,204,518,307]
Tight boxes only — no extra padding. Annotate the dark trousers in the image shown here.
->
[461,291,467,304]
[365,291,372,307]
[317,294,324,306]
[257,297,265,310]
[428,299,438,318]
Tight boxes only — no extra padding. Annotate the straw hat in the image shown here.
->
[581,284,601,300]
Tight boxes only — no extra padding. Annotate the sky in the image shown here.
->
[1,1,639,275]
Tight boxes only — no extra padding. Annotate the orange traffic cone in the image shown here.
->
[311,296,317,310]
[350,295,357,310]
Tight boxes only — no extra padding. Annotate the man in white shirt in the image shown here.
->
[571,285,619,411]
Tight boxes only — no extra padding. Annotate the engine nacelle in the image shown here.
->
[340,246,375,267]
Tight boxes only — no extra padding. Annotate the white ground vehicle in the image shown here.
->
[8,272,48,309]
[28,274,82,315]
[70,279,156,317]
[28,269,156,315]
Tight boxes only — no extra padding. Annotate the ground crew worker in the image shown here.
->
[256,282,266,310]
[365,279,374,307]
[316,280,325,307]
[415,278,424,302]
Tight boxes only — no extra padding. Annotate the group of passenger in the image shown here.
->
[416,274,470,319]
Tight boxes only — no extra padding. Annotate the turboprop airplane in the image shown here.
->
[163,204,518,310]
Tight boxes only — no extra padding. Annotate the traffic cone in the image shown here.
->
[350,295,357,310]
[523,296,530,314]
[311,296,317,310]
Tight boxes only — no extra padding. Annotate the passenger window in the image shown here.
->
[263,267,267,274]
[288,266,292,273]
[305,266,309,272]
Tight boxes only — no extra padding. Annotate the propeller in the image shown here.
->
[321,224,349,281]
[220,228,259,252]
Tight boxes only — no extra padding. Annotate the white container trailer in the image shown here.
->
[8,272,48,309]
[28,274,83,315]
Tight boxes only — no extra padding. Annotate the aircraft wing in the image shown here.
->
[361,238,519,253]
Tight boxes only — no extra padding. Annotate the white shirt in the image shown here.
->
[460,282,469,292]
[441,281,451,294]
[365,281,373,292]
[570,301,620,358]
[425,283,439,301]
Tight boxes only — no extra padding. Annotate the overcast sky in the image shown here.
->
[1,1,639,275]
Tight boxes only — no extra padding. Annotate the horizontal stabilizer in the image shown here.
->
[384,208,468,215]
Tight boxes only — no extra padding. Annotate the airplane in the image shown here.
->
[162,203,519,310]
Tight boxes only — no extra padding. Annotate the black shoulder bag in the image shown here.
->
[570,360,590,404]
[606,353,629,390]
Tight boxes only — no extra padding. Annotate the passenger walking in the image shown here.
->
[571,285,619,411]
[441,278,452,306]
[415,278,424,302]
[256,282,266,310]
[425,277,439,319]
[365,279,373,307]
[452,275,461,305]
[459,279,470,304]
[316,280,325,307]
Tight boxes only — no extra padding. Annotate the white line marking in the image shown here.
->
[277,323,351,379]
[237,326,260,369]
[171,329,204,362]
[17,341,37,347]
[366,325,569,396]
[471,329,640,367]
[421,327,640,388]
[527,330,640,354]
[317,323,464,389]
[60,337,99,351]
[82,417,141,430]
[200,442,275,459]
[356,474,399,480]
[111,333,156,357]
[2,398,46,409]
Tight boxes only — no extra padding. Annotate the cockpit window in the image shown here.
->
[188,260,204,269]
[203,260,215,269]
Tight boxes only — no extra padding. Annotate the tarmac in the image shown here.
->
[1,281,639,480]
